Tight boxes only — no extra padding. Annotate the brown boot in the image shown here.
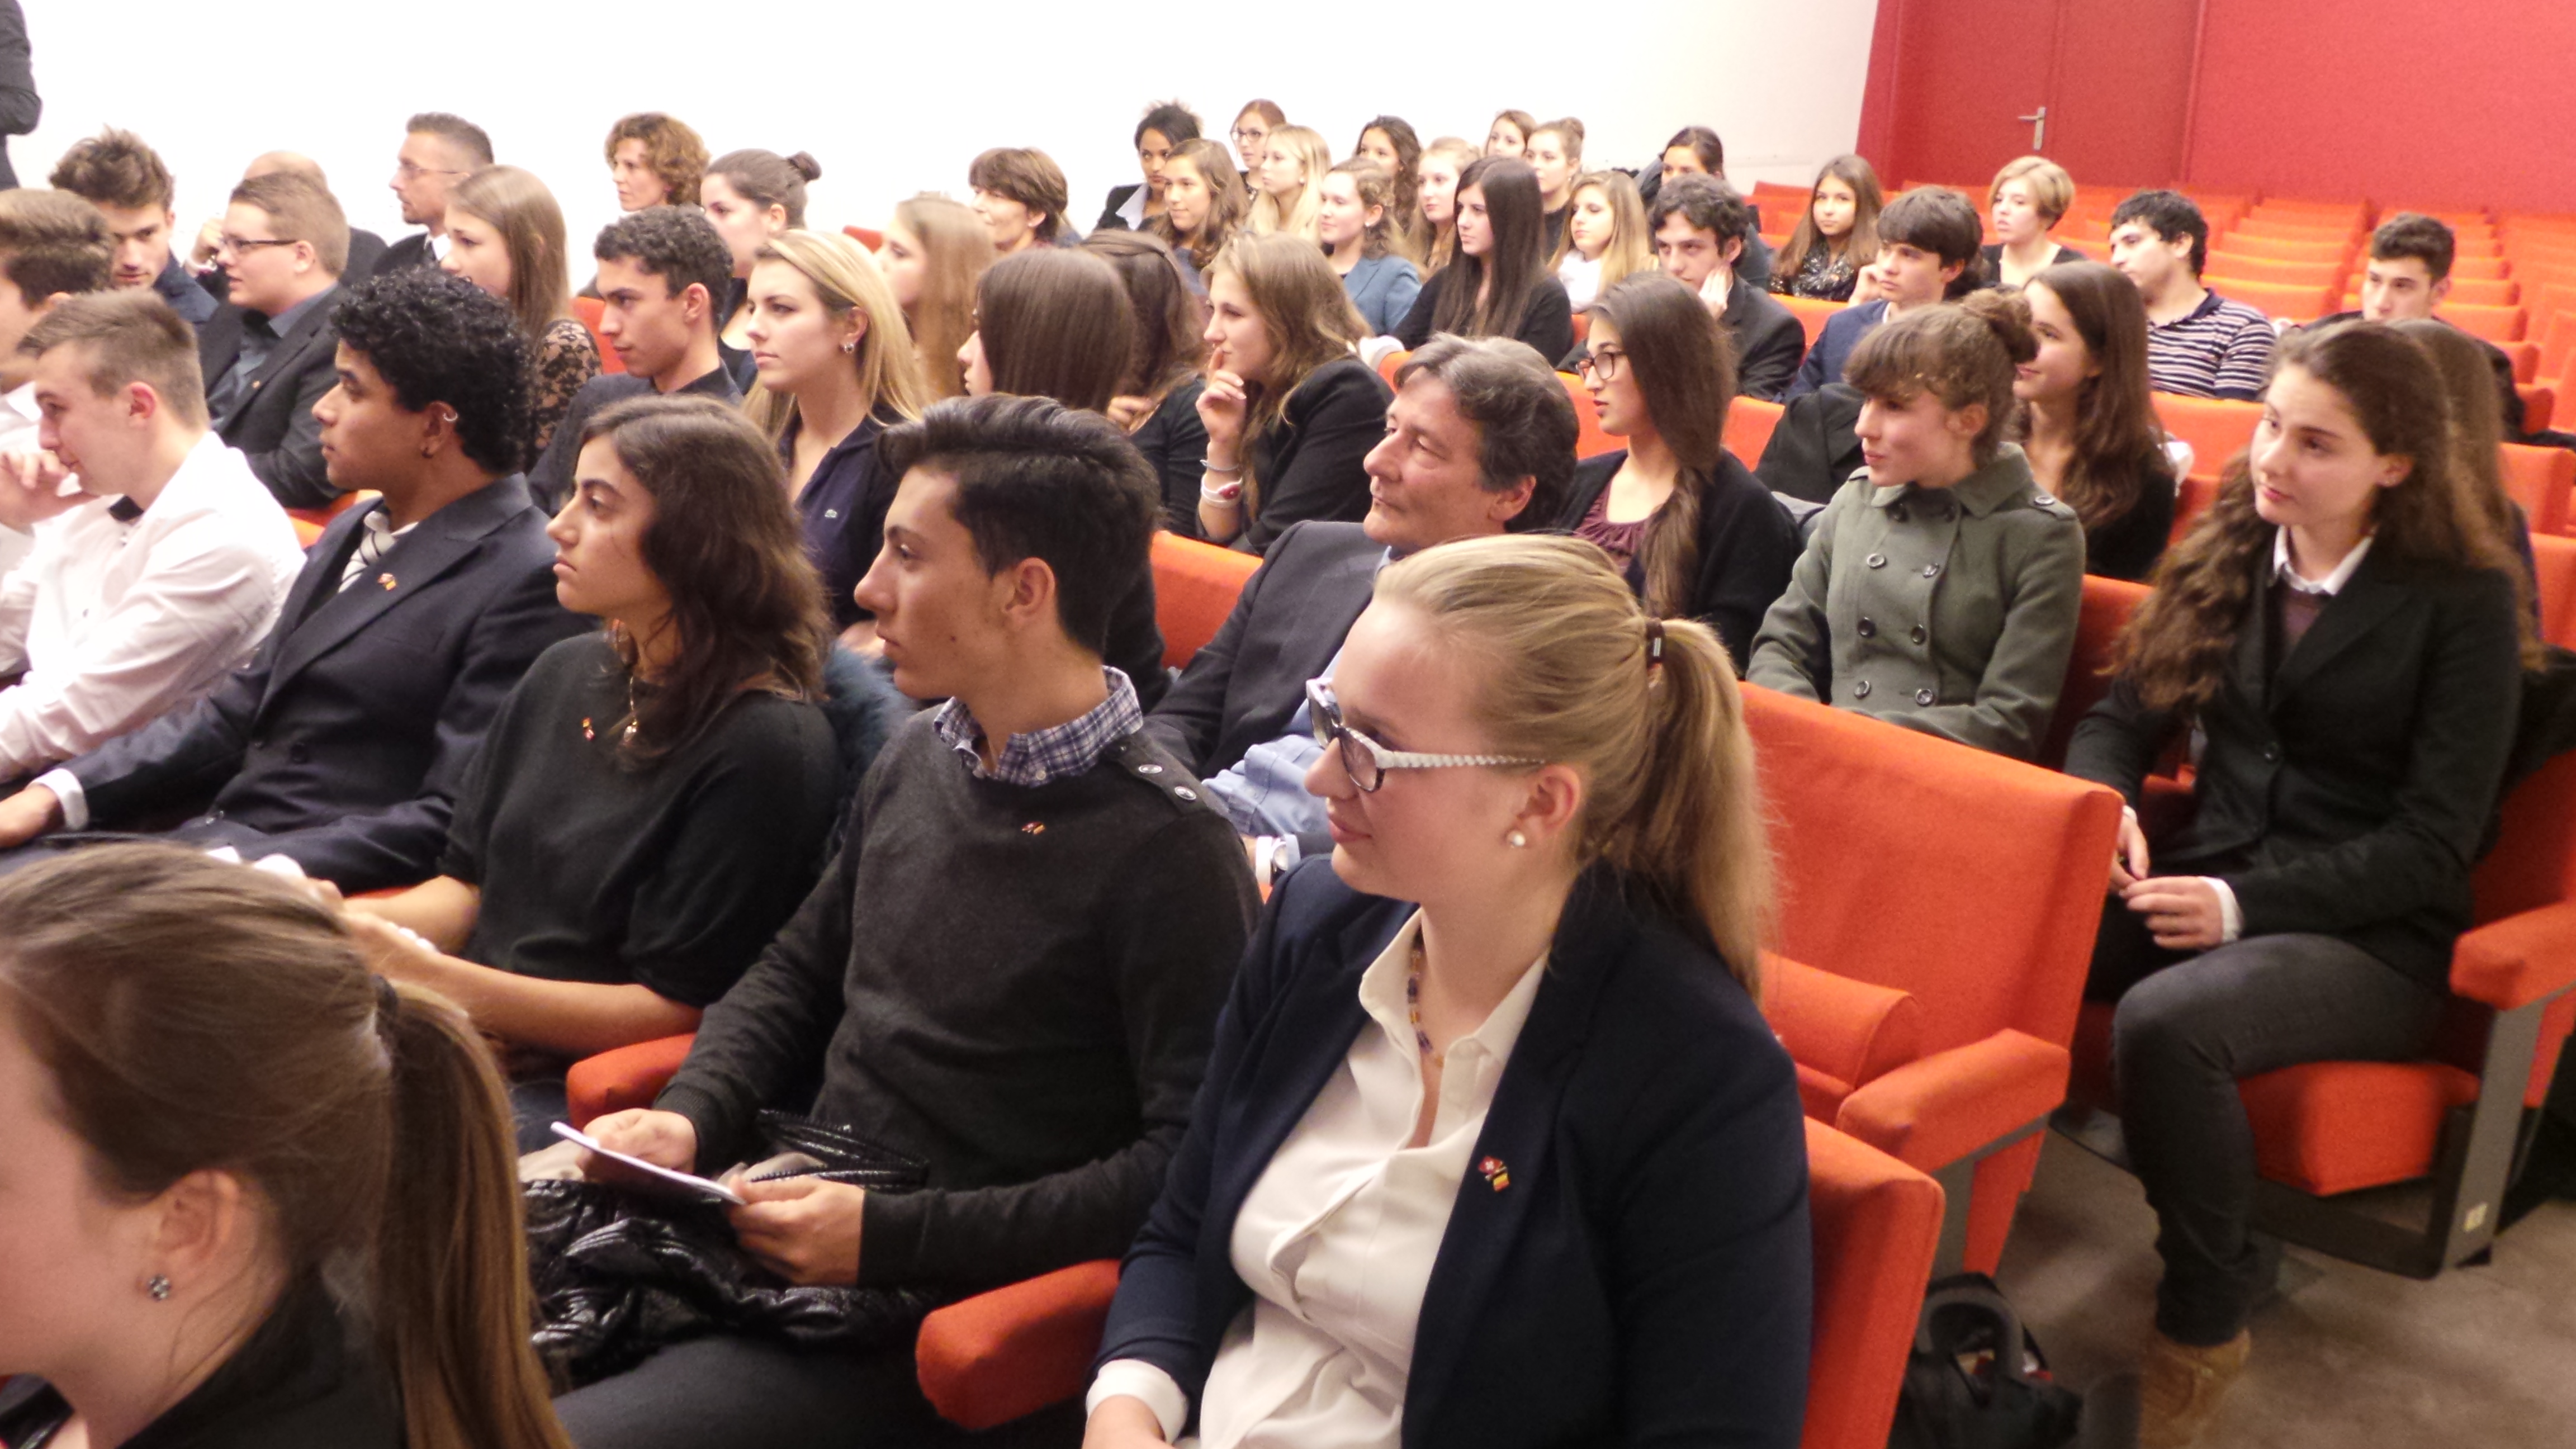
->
[2138,1328,2252,1447]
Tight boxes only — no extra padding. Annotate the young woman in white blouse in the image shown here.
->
[1085,534,1811,1449]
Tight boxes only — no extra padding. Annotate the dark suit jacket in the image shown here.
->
[1560,449,1801,666]
[2066,550,2524,987]
[1143,520,1381,782]
[0,1,32,192]
[371,231,438,278]
[1723,280,1809,402]
[1784,298,1888,402]
[198,288,345,508]
[1095,862,1811,1449]
[61,475,586,890]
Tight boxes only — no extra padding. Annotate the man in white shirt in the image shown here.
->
[0,188,120,574]
[0,289,303,782]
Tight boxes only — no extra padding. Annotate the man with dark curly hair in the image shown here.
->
[529,205,740,510]
[0,268,585,888]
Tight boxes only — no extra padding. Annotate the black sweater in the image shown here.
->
[1560,450,1802,666]
[1235,358,1393,556]
[656,713,1258,1289]
[2077,451,2180,583]
[1394,267,1577,364]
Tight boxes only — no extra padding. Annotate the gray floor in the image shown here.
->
[1996,1131,2576,1447]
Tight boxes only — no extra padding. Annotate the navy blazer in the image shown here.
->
[1096,863,1811,1449]
[197,288,347,509]
[61,475,586,890]
[1782,299,1888,402]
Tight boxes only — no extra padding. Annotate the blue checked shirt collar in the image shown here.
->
[933,667,1143,787]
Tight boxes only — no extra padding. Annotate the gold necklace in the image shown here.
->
[581,675,642,745]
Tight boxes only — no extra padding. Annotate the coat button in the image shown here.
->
[1866,552,1887,569]
[1910,625,1928,645]
[1915,688,1936,706]
[2262,745,2283,764]
[1922,564,1941,578]
[1137,763,1164,774]
[1853,680,1872,699]
[1173,786,1198,801]
[1890,503,1909,523]
[1856,617,1876,638]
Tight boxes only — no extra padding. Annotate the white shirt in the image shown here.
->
[1088,914,1549,1447]
[0,432,304,782]
[0,382,44,578]
[1557,252,1604,311]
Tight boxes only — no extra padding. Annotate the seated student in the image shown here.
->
[1551,170,1651,312]
[2397,317,2541,601]
[1785,185,1986,401]
[1088,533,1811,1449]
[1148,137,1246,295]
[0,844,576,1449]
[380,112,493,277]
[221,154,391,293]
[558,395,1259,1448]
[1086,228,1211,534]
[1644,124,1775,288]
[1151,334,1576,883]
[1985,156,2085,290]
[703,148,820,386]
[1197,233,1391,554]
[1355,116,1424,252]
[1565,273,1800,662]
[2109,190,2275,401]
[1769,154,1883,302]
[201,171,351,508]
[1485,108,1536,159]
[1415,135,1476,274]
[607,111,709,212]
[1248,124,1329,243]
[442,164,601,454]
[2314,212,2528,436]
[1749,294,2085,760]
[46,126,216,325]
[1101,100,1202,233]
[0,291,304,783]
[340,396,841,1150]
[883,193,989,398]
[969,146,1075,254]
[1648,174,1805,401]
[1527,116,1584,255]
[0,189,112,578]
[1228,100,1284,179]
[956,247,1172,706]
[2066,321,2533,1447]
[531,207,741,512]
[738,229,930,644]
[2014,261,2180,581]
[1319,159,1421,335]
[0,271,584,887]
[1393,157,1575,363]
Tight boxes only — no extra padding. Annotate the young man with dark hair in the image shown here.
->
[0,269,584,886]
[2313,212,2528,435]
[528,206,740,509]
[46,127,217,326]
[1646,174,1806,400]
[2109,188,2274,400]
[564,392,1256,1445]
[1785,186,1983,401]
[378,111,495,277]
[0,290,304,784]
[198,171,351,508]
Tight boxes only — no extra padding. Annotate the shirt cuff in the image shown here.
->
[32,766,84,830]
[2203,877,2243,944]
[1087,1359,1190,1442]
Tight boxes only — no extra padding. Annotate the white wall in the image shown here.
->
[15,3,1879,253]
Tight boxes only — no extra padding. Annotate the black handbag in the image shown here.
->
[1887,1273,2083,1449]
[527,1110,940,1386]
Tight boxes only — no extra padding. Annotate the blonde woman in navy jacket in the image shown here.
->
[1085,534,1809,1449]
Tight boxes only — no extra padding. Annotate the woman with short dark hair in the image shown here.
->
[969,146,1073,254]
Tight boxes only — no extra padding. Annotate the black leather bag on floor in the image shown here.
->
[1887,1273,2083,1449]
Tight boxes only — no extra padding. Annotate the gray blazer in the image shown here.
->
[1343,252,1423,337]
[1747,444,2085,760]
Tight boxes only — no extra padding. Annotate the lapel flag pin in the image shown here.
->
[1478,1156,1510,1191]
[1021,821,1046,835]
[378,574,396,590]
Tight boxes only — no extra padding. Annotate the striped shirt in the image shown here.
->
[934,667,1144,787]
[2146,289,2278,401]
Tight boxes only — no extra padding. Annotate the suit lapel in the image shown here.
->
[242,287,343,399]
[2269,549,2407,707]
[197,308,246,390]
[265,476,531,695]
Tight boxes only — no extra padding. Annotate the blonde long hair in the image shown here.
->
[1549,171,1652,287]
[740,229,931,440]
[1373,536,1772,991]
[1248,125,1329,242]
[892,194,989,400]
[448,166,573,341]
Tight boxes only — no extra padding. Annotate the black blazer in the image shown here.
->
[198,288,345,509]
[1721,281,1810,402]
[1095,862,1811,1449]
[1097,184,1144,233]
[1144,517,1381,785]
[1560,449,1801,666]
[2066,550,2524,987]
[1393,268,1577,366]
[1237,358,1393,556]
[371,230,438,278]
[63,475,587,891]
[0,1,34,192]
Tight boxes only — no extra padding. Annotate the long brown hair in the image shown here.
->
[0,844,573,1449]
[2392,316,2537,624]
[1590,273,1740,621]
[1208,233,1366,515]
[1418,136,1477,272]
[1083,228,1206,402]
[1149,138,1247,272]
[1431,156,1548,341]
[2017,261,2170,531]
[1773,154,1884,285]
[1374,536,1772,991]
[1356,116,1423,240]
[2116,321,2544,713]
[580,395,830,762]
[892,194,989,400]
[1325,158,1409,263]
[449,165,574,341]
[1548,171,1652,285]
[977,247,1137,414]
[741,229,930,441]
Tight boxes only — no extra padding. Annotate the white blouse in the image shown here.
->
[1088,913,1549,1448]
[1557,253,1604,312]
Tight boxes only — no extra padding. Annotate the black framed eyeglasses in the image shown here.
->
[216,235,299,256]
[1306,679,1541,793]
[1574,347,1626,382]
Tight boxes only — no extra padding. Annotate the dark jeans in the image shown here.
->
[553,1334,944,1449]
[512,1073,570,1154]
[2087,901,2444,1346]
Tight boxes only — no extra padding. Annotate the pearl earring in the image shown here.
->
[1507,830,1527,849]
[841,339,858,353]
[146,1274,172,1301]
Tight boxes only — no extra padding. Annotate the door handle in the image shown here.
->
[2016,106,2048,152]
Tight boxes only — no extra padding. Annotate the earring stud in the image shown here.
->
[1507,830,1527,849]
[146,1274,172,1301]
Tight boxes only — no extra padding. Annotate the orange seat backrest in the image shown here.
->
[572,295,624,375]
[2218,233,2354,266]
[2439,302,2526,344]
[2171,475,2223,542]
[2217,278,2336,323]
[1801,1119,1945,1449]
[2153,394,2262,482]
[1562,372,1619,460]
[1376,348,1409,388]
[2205,253,2345,288]
[2037,575,2151,771]
[2500,443,2574,537]
[1744,685,2124,1055]
[842,225,883,252]
[2517,382,2554,433]
[1148,532,1261,671]
[1780,295,1846,349]
[1726,397,1786,468]
[2532,533,2576,652]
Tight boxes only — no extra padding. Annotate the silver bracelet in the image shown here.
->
[1199,457,1244,475]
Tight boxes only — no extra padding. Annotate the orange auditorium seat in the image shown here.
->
[1726,397,1786,467]
[2517,383,2553,433]
[2534,534,2576,650]
[1562,371,1619,460]
[2219,234,2355,266]
[2444,255,2511,282]
[2215,278,2336,323]
[2171,475,2223,542]
[1375,347,1409,388]
[1779,295,1845,348]
[572,295,623,375]
[2037,575,2151,771]
[1147,532,1262,670]
[842,225,883,252]
[2499,442,2574,537]
[2440,302,2526,343]
[2204,253,2345,288]
[2154,394,2262,481]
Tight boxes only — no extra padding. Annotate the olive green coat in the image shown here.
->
[1746,444,2086,759]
